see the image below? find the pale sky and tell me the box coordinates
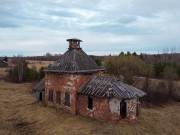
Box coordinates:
[0,0,180,56]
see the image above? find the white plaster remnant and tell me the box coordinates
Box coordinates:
[67,81,73,87]
[69,74,78,81]
[109,98,121,115]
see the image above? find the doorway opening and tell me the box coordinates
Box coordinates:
[120,99,127,119]
[39,92,42,101]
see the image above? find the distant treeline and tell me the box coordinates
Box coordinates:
[2,52,180,80]
[1,52,179,64]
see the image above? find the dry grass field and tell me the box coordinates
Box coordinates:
[26,60,54,71]
[0,68,10,79]
[0,80,179,135]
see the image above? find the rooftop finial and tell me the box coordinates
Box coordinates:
[67,38,82,49]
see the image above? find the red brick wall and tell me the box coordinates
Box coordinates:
[45,73,91,114]
[77,95,119,121]
[78,95,138,121]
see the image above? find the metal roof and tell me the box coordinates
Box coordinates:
[78,75,147,99]
[67,38,82,42]
[32,78,45,92]
[44,48,104,73]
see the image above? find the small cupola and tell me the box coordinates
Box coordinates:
[67,38,82,50]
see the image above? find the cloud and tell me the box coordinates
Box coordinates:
[0,21,19,28]
[0,0,180,56]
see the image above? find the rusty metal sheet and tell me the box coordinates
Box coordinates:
[32,78,45,92]
[78,75,147,99]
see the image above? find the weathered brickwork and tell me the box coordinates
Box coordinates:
[45,72,139,121]
[78,95,139,121]
[45,73,91,114]
[125,99,138,120]
[77,95,113,121]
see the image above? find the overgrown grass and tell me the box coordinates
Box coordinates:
[0,80,179,135]
[133,77,180,105]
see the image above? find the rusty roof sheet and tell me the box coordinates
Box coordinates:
[0,59,8,66]
[78,75,146,99]
[44,48,104,73]
[32,78,45,92]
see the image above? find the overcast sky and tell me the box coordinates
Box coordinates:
[0,0,180,56]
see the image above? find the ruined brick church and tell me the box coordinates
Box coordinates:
[33,38,146,121]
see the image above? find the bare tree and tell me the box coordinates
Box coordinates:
[17,56,24,83]
[163,66,178,99]
[143,64,154,91]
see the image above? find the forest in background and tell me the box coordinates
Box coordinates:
[1,52,180,105]
[103,52,180,105]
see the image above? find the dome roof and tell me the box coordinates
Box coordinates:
[45,39,104,73]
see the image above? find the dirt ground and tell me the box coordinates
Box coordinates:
[0,80,179,135]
